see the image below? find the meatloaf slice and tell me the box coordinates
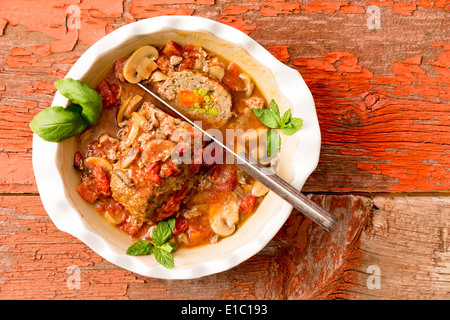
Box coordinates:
[157,69,233,123]
[109,102,201,222]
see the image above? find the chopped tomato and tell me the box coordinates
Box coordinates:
[153,185,189,221]
[73,151,83,170]
[173,214,188,234]
[156,54,170,73]
[119,218,141,237]
[188,225,210,246]
[239,193,257,215]
[113,59,125,82]
[178,57,196,71]
[161,160,180,177]
[95,198,127,224]
[95,79,118,108]
[90,165,111,197]
[222,63,245,92]
[76,178,100,203]
[143,162,161,183]
[160,40,183,56]
[210,166,237,192]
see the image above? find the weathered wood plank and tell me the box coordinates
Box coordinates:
[343,196,450,300]
[1,194,447,299]
[0,2,448,194]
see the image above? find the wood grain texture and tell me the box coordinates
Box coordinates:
[0,195,372,299]
[0,1,448,193]
[0,0,448,300]
[345,196,450,299]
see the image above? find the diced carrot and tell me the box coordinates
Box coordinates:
[177,90,204,107]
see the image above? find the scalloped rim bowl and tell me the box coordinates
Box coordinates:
[32,16,321,279]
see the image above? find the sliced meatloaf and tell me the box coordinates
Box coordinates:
[109,102,201,222]
[156,69,233,123]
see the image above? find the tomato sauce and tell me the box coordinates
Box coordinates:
[74,40,270,249]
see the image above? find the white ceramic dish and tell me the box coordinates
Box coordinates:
[32,16,321,279]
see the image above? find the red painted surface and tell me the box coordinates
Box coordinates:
[0,0,448,299]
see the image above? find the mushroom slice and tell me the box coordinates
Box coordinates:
[123,112,150,147]
[120,144,140,169]
[149,70,169,83]
[112,170,133,188]
[123,45,159,83]
[117,94,144,123]
[209,193,240,237]
[117,95,133,123]
[251,180,270,197]
[84,156,113,173]
[208,65,225,81]
[239,73,254,97]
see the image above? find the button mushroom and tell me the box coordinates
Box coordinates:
[123,45,159,83]
[117,94,144,123]
[123,112,150,147]
[83,156,113,174]
[208,65,225,81]
[251,180,270,197]
[239,73,254,97]
[209,193,240,237]
[149,70,169,83]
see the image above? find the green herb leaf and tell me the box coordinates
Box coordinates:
[29,106,87,143]
[269,99,280,115]
[266,128,281,157]
[126,240,154,256]
[252,108,280,128]
[151,218,175,247]
[281,117,303,135]
[153,247,174,269]
[160,242,177,253]
[54,78,103,126]
[280,108,291,127]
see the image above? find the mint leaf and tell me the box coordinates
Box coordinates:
[266,128,281,157]
[280,108,291,127]
[168,217,176,233]
[151,218,175,247]
[281,117,303,135]
[269,99,280,115]
[252,108,280,128]
[160,242,177,253]
[153,247,174,269]
[126,240,153,256]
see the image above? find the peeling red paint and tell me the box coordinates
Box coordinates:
[294,44,450,192]
[301,1,349,14]
[267,45,290,63]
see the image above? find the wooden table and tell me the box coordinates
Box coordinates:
[0,0,448,300]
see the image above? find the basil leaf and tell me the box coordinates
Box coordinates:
[126,240,153,256]
[153,247,174,269]
[252,108,281,129]
[151,218,175,247]
[29,106,87,143]
[54,78,103,126]
[281,117,303,135]
[266,128,281,157]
